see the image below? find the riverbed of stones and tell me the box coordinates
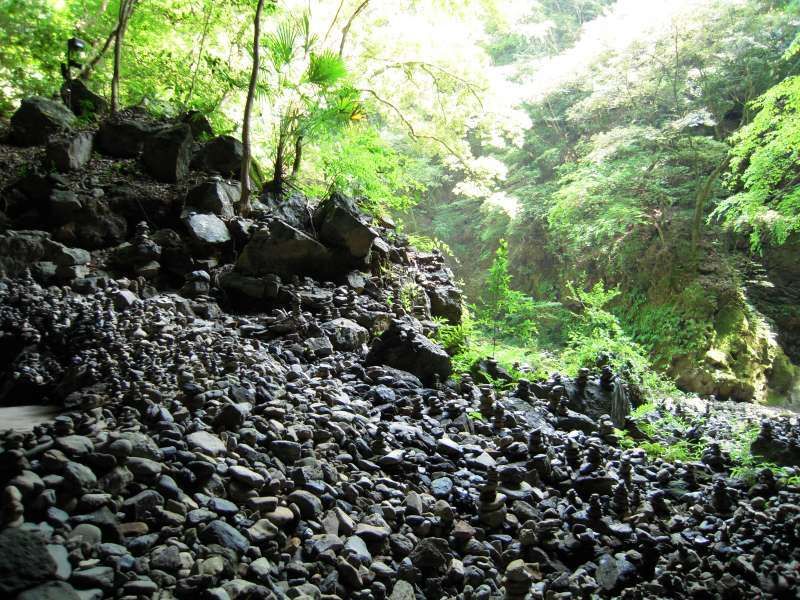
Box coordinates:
[1,97,800,600]
[2,274,800,600]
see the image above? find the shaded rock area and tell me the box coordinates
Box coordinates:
[0,100,799,600]
[10,97,76,146]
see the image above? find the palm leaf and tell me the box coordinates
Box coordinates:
[299,10,317,54]
[265,20,297,69]
[306,50,347,86]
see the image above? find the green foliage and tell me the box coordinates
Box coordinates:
[724,423,792,485]
[405,233,454,257]
[547,126,726,273]
[416,0,800,401]
[476,240,544,348]
[621,284,715,367]
[561,281,676,394]
[306,124,429,215]
[0,0,71,113]
[432,314,475,357]
[716,66,800,250]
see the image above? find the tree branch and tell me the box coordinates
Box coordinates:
[338,0,370,58]
[359,88,473,174]
[323,0,345,48]
[78,25,119,80]
[372,60,486,105]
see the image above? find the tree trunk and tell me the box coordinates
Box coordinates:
[271,125,286,197]
[240,0,266,217]
[111,0,137,114]
[291,135,303,178]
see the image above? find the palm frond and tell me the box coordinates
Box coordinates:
[306,50,347,86]
[298,10,317,54]
[265,20,297,69]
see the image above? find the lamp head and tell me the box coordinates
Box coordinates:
[68,37,87,52]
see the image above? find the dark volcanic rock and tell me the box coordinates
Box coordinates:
[185,178,240,219]
[259,192,311,229]
[365,319,452,385]
[10,97,76,146]
[180,110,214,138]
[46,132,94,172]
[60,79,108,117]
[427,285,463,324]
[219,272,281,301]
[17,581,81,600]
[314,193,377,263]
[143,124,193,183]
[200,520,249,554]
[96,118,155,158]
[191,135,243,178]
[184,212,231,249]
[236,219,333,279]
[0,528,57,595]
[321,318,369,351]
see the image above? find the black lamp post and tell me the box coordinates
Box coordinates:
[64,37,87,109]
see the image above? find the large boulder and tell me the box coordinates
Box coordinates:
[365,319,452,386]
[0,230,51,276]
[48,190,83,223]
[186,178,240,219]
[427,285,463,324]
[46,132,94,172]
[53,198,127,250]
[259,192,311,230]
[152,229,195,276]
[10,97,76,146]
[60,79,108,117]
[220,272,281,302]
[143,124,193,182]
[107,183,180,228]
[183,213,231,250]
[236,219,333,279]
[313,193,377,263]
[0,230,89,277]
[191,135,243,178]
[180,110,214,138]
[321,318,369,351]
[96,118,156,158]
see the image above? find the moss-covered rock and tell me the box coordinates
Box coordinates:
[671,286,797,402]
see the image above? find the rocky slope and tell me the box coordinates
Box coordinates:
[0,98,800,600]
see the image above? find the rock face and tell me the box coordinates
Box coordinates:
[0,230,89,279]
[183,213,231,249]
[366,319,452,385]
[143,124,193,182]
[321,318,369,351]
[10,97,76,146]
[237,219,332,279]
[427,285,463,324]
[259,192,311,229]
